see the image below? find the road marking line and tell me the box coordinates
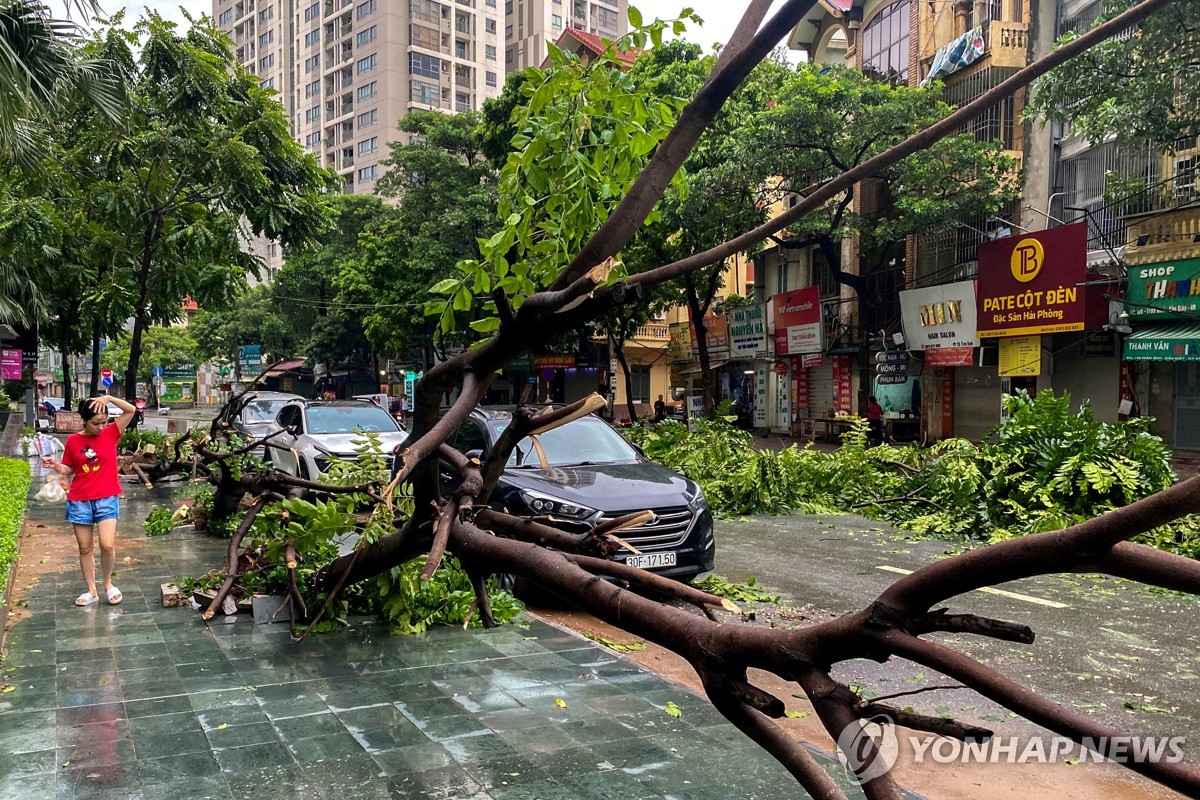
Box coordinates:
[875,566,1069,609]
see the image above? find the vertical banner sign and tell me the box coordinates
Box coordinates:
[833,355,853,413]
[754,363,768,427]
[0,349,21,380]
[792,357,810,419]
[728,305,769,359]
[977,221,1088,337]
[998,335,1042,377]
[775,365,790,423]
[941,370,954,436]
[699,312,728,356]
[771,287,823,355]
[668,322,694,363]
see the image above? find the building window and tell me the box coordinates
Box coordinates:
[455,93,469,112]
[357,137,379,156]
[356,25,377,46]
[505,24,512,37]
[551,14,562,28]
[356,0,377,20]
[357,81,378,101]
[630,365,651,404]
[304,54,321,73]
[305,106,321,122]
[411,52,441,78]
[305,79,320,97]
[861,0,910,84]
[455,39,468,58]
[218,9,233,24]
[485,44,496,60]
[356,108,378,128]
[596,6,617,28]
[486,0,496,6]
[303,2,320,21]
[485,70,497,87]
[258,53,275,71]
[259,7,272,22]
[485,18,496,33]
[260,77,275,90]
[505,0,512,11]
[356,53,377,74]
[410,79,439,105]
[305,131,322,147]
[258,29,274,47]
[358,165,378,182]
[304,29,319,47]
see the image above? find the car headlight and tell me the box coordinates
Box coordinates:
[519,490,596,520]
[687,485,707,512]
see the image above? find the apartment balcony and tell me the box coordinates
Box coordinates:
[634,323,670,343]
[1127,207,1200,264]
[922,17,1029,86]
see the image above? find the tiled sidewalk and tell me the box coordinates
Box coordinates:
[1,480,865,800]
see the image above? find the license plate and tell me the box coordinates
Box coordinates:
[625,552,677,570]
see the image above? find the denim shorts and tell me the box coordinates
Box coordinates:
[65,497,121,525]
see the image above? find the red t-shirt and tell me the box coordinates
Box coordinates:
[63,424,123,501]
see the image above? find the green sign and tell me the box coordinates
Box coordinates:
[1125,259,1200,320]
[162,365,196,379]
[159,380,196,403]
[1123,323,1200,361]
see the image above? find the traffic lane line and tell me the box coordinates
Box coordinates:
[875,565,1069,609]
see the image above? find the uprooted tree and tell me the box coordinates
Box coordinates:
[152,2,1200,797]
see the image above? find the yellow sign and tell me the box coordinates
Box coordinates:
[998,335,1042,377]
[1010,237,1044,283]
[282,377,293,392]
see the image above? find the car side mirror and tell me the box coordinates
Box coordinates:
[464,449,484,462]
[630,443,645,457]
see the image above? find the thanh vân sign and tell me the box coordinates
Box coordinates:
[976,221,1087,338]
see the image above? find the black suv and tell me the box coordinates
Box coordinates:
[411,408,715,581]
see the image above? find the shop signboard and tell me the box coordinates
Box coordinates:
[1124,258,1200,320]
[771,286,823,356]
[899,281,979,350]
[1,348,21,380]
[833,355,853,413]
[238,344,263,377]
[998,335,1042,377]
[754,363,768,426]
[668,322,694,363]
[977,221,1088,337]
[699,312,728,356]
[925,346,975,367]
[532,354,575,370]
[728,304,768,358]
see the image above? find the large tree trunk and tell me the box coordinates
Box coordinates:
[123,218,162,402]
[88,319,101,397]
[58,318,73,409]
[610,328,637,424]
[684,272,718,418]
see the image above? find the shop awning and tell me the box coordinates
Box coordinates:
[1123,323,1200,361]
[262,358,309,375]
[677,359,729,376]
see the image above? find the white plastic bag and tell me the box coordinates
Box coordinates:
[34,475,67,503]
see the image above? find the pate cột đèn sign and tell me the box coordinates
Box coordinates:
[977,222,1088,338]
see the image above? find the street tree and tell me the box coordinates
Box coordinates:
[100,324,195,391]
[188,284,298,380]
[54,12,335,402]
[273,193,388,371]
[151,2,1200,798]
[1027,0,1200,149]
[346,109,499,364]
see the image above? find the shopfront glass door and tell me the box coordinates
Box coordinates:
[1175,362,1200,451]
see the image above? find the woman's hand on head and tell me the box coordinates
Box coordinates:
[89,398,108,415]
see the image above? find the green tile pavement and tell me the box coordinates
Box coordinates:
[2,482,875,799]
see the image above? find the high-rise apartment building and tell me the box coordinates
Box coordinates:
[503,0,626,72]
[214,0,506,196]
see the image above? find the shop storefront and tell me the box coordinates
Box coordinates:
[899,280,979,440]
[769,287,823,433]
[1123,257,1200,452]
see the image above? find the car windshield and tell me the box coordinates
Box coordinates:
[492,416,639,468]
[306,405,398,434]
[242,399,291,425]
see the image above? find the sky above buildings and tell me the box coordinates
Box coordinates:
[51,0,800,60]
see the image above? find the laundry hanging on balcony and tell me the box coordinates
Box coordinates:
[921,26,987,87]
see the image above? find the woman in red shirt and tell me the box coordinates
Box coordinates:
[42,396,136,606]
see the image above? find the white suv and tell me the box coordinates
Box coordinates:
[267,399,408,479]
